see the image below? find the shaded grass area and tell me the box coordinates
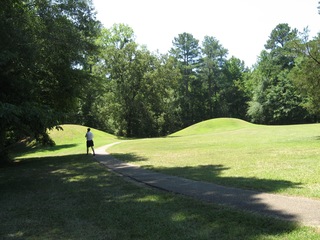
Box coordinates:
[1,154,319,239]
[108,119,320,198]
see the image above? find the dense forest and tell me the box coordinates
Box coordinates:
[1,0,320,162]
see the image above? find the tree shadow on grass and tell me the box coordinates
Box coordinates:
[103,153,312,225]
[110,153,301,194]
[111,152,148,162]
[153,164,302,193]
[11,143,79,159]
[0,154,315,240]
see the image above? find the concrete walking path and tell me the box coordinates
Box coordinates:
[94,144,320,227]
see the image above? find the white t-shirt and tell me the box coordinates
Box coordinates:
[86,131,93,141]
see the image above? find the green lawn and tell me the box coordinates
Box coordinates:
[1,122,320,239]
[108,118,320,199]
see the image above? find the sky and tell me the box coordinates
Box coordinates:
[92,0,319,67]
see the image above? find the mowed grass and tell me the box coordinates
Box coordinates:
[108,118,320,199]
[1,123,320,239]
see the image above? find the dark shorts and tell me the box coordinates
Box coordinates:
[86,140,94,148]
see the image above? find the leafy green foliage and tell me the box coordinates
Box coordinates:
[170,32,202,126]
[0,0,100,162]
[247,24,310,124]
[220,57,249,119]
[91,29,250,137]
[93,24,181,137]
[289,31,320,116]
[200,36,228,119]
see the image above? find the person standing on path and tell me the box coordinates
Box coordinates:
[85,128,95,156]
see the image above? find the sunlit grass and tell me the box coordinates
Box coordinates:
[108,118,320,198]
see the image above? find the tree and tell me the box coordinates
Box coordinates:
[200,36,228,118]
[170,32,201,126]
[0,0,100,163]
[93,24,181,137]
[221,57,249,119]
[264,23,297,69]
[247,24,309,124]
[289,30,320,116]
[287,0,320,117]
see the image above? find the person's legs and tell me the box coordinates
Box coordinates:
[86,141,89,154]
[86,140,95,155]
[91,146,95,156]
